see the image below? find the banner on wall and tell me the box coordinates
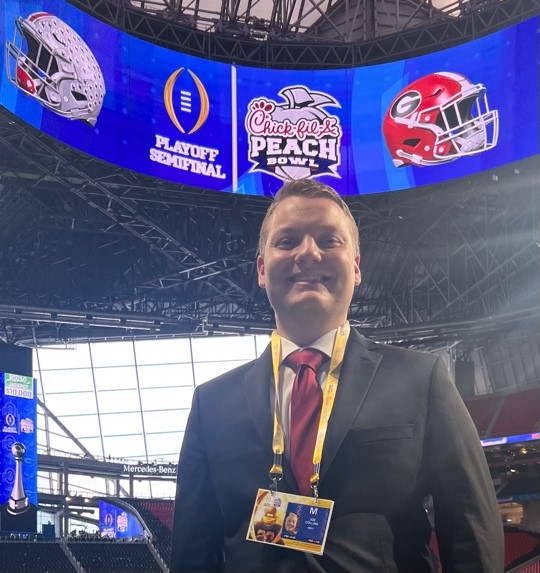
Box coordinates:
[0,1,538,196]
[0,372,38,534]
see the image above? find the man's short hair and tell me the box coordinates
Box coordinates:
[258,179,360,257]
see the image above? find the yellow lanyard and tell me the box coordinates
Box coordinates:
[269,322,350,499]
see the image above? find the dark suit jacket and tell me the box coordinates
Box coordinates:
[170,330,503,573]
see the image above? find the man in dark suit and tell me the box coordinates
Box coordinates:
[170,179,503,573]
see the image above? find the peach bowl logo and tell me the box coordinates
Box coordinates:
[117,511,128,532]
[20,418,34,433]
[245,86,342,181]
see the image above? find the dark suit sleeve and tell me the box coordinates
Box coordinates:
[170,387,224,573]
[423,356,504,573]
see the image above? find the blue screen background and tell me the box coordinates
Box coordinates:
[0,1,538,196]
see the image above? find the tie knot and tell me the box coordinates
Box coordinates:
[285,348,325,373]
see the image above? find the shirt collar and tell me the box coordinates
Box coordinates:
[280,326,342,365]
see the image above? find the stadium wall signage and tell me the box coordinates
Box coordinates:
[0,1,538,196]
[123,463,177,476]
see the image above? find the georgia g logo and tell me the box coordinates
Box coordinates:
[389,91,421,119]
[164,68,209,135]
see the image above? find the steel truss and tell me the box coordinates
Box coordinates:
[1,109,539,346]
[1,0,539,346]
[68,0,540,67]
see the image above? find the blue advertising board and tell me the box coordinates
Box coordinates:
[0,0,538,196]
[0,372,37,533]
[99,499,145,540]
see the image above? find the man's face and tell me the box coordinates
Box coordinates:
[284,513,298,533]
[257,196,361,329]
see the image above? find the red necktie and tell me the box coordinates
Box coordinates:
[285,349,325,496]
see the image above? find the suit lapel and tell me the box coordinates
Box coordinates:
[319,330,382,481]
[243,344,297,492]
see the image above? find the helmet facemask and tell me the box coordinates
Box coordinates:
[432,86,498,161]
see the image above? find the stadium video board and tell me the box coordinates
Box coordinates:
[99,500,145,540]
[0,372,38,534]
[0,1,538,196]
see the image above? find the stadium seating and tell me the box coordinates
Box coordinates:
[512,559,540,573]
[124,498,173,561]
[464,393,501,437]
[504,529,540,570]
[489,389,540,438]
[136,498,174,531]
[0,541,76,572]
[465,388,540,438]
[67,541,161,573]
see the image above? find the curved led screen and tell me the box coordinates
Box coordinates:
[0,1,538,196]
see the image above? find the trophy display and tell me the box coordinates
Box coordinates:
[8,442,30,515]
[0,441,37,532]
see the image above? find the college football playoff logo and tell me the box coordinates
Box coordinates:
[164,68,209,135]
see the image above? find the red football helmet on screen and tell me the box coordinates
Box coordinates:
[382,72,498,167]
[5,12,105,126]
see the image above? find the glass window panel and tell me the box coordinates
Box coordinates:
[79,437,104,459]
[67,475,110,497]
[56,414,101,439]
[100,412,143,436]
[143,409,189,434]
[47,432,87,458]
[37,431,47,450]
[145,432,184,459]
[117,479,131,494]
[193,360,250,386]
[255,335,271,357]
[140,387,194,411]
[40,369,95,394]
[44,391,96,416]
[36,379,44,398]
[36,344,91,370]
[38,471,60,494]
[90,341,134,367]
[149,480,176,499]
[32,336,275,483]
[47,416,72,436]
[132,480,152,498]
[102,434,145,459]
[135,338,191,365]
[68,476,104,497]
[93,366,137,391]
[137,363,194,389]
[97,389,140,414]
[191,336,257,362]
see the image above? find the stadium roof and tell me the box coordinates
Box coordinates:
[0,0,539,348]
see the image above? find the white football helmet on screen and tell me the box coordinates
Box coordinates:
[5,12,106,126]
